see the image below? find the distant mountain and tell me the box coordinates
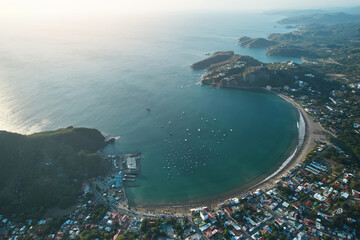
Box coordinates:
[343,5,360,15]
[278,12,360,25]
[264,6,360,17]
[264,9,326,17]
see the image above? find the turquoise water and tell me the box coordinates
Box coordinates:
[0,12,300,206]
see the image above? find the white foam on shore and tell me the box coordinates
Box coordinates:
[253,96,306,188]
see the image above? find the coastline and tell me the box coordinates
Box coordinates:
[131,92,329,214]
[249,93,327,192]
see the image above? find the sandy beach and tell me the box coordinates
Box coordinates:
[251,93,329,192]
[131,93,330,214]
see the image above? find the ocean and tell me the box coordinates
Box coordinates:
[0,11,301,206]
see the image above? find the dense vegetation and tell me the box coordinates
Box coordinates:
[0,127,111,219]
[277,12,360,25]
[238,22,360,84]
[196,51,339,91]
[191,51,234,69]
[238,37,277,48]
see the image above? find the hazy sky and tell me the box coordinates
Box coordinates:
[0,0,359,17]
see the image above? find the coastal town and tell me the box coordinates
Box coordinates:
[1,66,360,239]
[2,6,360,240]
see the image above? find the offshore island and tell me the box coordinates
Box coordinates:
[2,11,360,240]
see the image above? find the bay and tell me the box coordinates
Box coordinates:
[0,12,300,206]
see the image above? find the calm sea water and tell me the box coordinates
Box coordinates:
[0,12,300,206]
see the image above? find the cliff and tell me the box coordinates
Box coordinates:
[202,65,275,88]
[197,53,279,88]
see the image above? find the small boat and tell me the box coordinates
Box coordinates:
[146,108,151,111]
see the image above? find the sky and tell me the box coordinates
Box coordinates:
[0,0,359,18]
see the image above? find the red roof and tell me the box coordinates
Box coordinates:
[353,190,360,198]
[324,199,332,205]
[207,211,216,221]
[275,218,283,225]
[121,215,129,222]
[225,207,232,215]
[249,204,257,211]
[203,228,215,238]
[111,212,118,219]
[304,200,313,207]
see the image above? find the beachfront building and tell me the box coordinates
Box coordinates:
[126,157,137,173]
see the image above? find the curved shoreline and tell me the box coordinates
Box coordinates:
[131,92,328,213]
[251,95,306,188]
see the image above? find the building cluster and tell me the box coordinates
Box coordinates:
[280,71,360,139]
[0,200,133,239]
[191,143,359,239]
[2,62,360,239]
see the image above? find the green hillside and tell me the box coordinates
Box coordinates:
[0,127,111,219]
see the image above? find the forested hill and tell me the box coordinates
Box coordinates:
[0,127,111,219]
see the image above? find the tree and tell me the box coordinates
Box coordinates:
[223,229,230,238]
[140,218,149,233]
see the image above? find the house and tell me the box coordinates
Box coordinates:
[224,207,232,216]
[341,192,349,199]
[82,183,90,194]
[200,211,209,221]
